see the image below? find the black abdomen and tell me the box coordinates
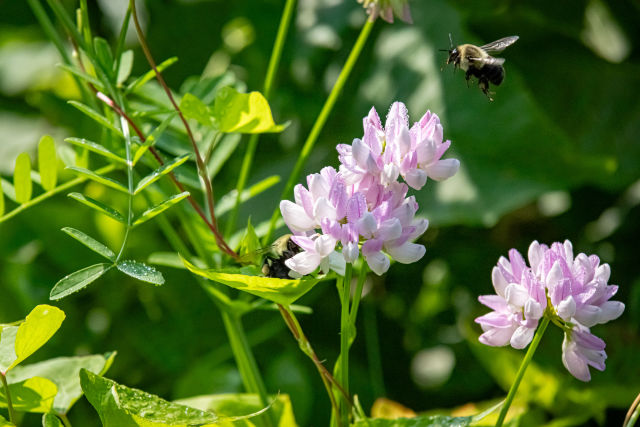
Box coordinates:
[483,64,504,85]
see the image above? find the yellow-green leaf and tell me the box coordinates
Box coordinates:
[13,152,32,204]
[42,413,64,427]
[181,256,320,305]
[0,180,4,216]
[10,305,65,371]
[50,263,114,301]
[0,413,14,426]
[0,377,57,414]
[180,93,212,126]
[211,86,286,134]
[38,135,57,191]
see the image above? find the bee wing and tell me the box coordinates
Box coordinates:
[468,56,505,66]
[480,36,519,54]
[238,245,276,264]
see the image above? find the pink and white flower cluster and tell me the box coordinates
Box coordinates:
[476,240,625,381]
[279,102,459,277]
[357,0,413,24]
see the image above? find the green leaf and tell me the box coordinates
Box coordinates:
[13,152,32,204]
[0,377,57,414]
[68,101,123,136]
[216,175,280,217]
[352,415,471,426]
[117,49,134,86]
[0,180,4,216]
[238,219,261,265]
[147,252,186,269]
[125,56,178,94]
[211,86,286,133]
[0,305,65,373]
[132,191,190,226]
[65,137,127,164]
[181,257,320,305]
[42,413,63,427]
[132,113,177,165]
[93,37,114,78]
[67,166,129,193]
[8,353,116,414]
[68,192,125,223]
[134,154,190,195]
[0,414,14,426]
[57,64,105,91]
[62,227,116,261]
[117,260,165,285]
[80,369,221,426]
[180,93,212,126]
[38,135,57,191]
[50,263,114,301]
[175,393,297,427]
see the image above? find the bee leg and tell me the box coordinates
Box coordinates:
[479,79,494,101]
[465,70,472,88]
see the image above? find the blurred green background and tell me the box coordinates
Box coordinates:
[1,0,639,425]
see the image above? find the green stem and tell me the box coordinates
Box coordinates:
[59,413,72,427]
[220,311,274,427]
[278,304,342,424]
[0,165,116,223]
[496,316,551,427]
[339,263,353,425]
[115,115,134,263]
[227,0,297,237]
[1,373,16,425]
[263,18,375,246]
[349,262,368,326]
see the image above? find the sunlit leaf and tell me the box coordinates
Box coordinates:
[180,93,212,126]
[38,135,57,191]
[132,191,189,226]
[117,260,165,285]
[0,305,65,373]
[67,192,125,223]
[352,415,471,426]
[50,264,114,301]
[211,86,286,133]
[80,369,221,426]
[42,413,63,427]
[8,353,116,414]
[0,414,13,426]
[125,56,179,94]
[175,393,297,427]
[182,256,320,305]
[68,101,122,136]
[67,167,128,193]
[62,227,115,261]
[134,154,190,195]
[117,50,134,86]
[65,137,127,164]
[13,152,32,204]
[0,377,57,414]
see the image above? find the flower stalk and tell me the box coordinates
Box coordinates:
[496,316,550,427]
[339,263,354,424]
[0,373,16,424]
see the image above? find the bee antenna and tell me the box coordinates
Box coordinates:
[448,33,454,49]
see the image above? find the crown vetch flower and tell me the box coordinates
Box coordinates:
[280,102,456,277]
[357,0,412,24]
[476,249,546,349]
[476,239,625,381]
[338,103,459,191]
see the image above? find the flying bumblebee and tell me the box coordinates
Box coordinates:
[260,234,302,279]
[444,34,519,101]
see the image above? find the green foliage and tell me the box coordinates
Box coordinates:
[67,192,126,223]
[65,137,128,165]
[62,227,116,261]
[0,377,57,413]
[132,191,190,227]
[182,257,321,306]
[134,154,190,195]
[211,87,286,133]
[50,264,114,300]
[0,305,65,374]
[38,136,57,191]
[352,416,471,427]
[41,413,63,427]
[13,153,32,205]
[116,260,165,285]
